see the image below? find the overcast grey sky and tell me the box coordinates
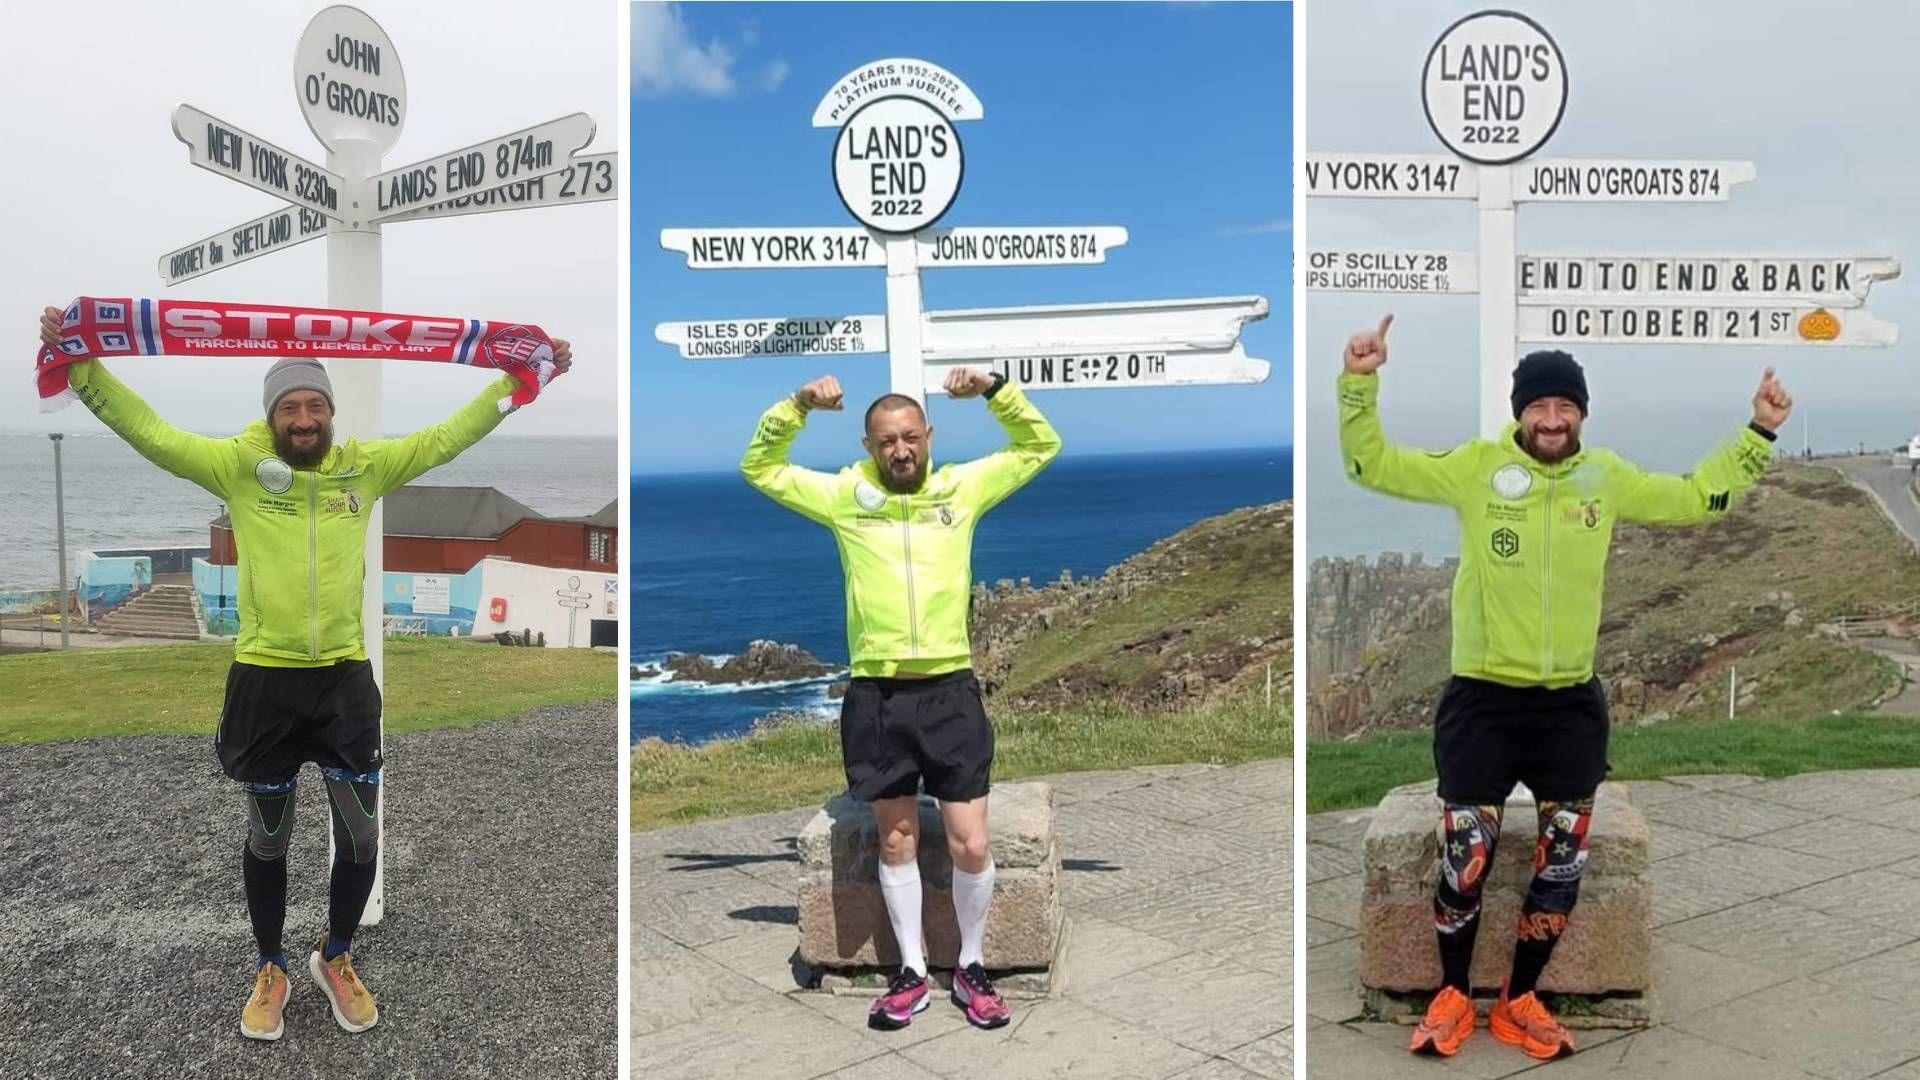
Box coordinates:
[1307,0,1920,555]
[0,0,617,438]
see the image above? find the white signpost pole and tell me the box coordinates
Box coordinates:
[1477,164,1517,439]
[884,237,928,401]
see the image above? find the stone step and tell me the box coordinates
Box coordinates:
[797,783,1062,973]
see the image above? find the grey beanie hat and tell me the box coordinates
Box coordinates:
[263,358,334,415]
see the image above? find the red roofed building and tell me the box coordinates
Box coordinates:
[210,485,617,575]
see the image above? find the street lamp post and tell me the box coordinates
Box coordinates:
[49,433,69,650]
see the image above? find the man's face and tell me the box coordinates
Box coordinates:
[271,390,334,469]
[863,404,932,494]
[1519,395,1583,464]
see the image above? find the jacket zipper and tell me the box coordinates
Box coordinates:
[1541,474,1554,680]
[308,471,320,660]
[899,496,919,657]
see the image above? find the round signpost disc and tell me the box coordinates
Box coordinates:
[832,95,964,235]
[1422,9,1567,166]
[295,4,406,155]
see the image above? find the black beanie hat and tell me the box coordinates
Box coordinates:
[1510,350,1588,418]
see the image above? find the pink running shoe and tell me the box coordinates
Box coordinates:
[868,969,930,1030]
[952,963,1011,1029]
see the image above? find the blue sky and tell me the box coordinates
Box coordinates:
[631,1,1293,474]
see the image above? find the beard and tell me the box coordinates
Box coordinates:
[1520,426,1581,464]
[876,455,927,494]
[274,421,333,469]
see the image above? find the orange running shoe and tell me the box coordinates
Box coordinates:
[1489,986,1574,1059]
[1409,985,1475,1056]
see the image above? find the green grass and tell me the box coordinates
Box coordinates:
[634,691,1291,831]
[0,637,614,744]
[1305,712,1920,813]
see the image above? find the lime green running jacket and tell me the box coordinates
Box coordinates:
[741,383,1062,678]
[70,360,516,668]
[1338,371,1775,688]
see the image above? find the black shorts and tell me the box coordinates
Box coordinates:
[839,669,993,803]
[1433,675,1609,804]
[215,660,383,785]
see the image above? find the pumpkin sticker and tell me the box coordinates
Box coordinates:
[1798,308,1841,341]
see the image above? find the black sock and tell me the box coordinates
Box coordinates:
[1435,904,1480,993]
[242,844,287,960]
[1508,924,1558,997]
[327,856,378,949]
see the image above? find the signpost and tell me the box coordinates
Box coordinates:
[160,4,616,922]
[1309,9,1899,438]
[658,59,1269,403]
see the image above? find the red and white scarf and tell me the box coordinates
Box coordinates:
[35,297,559,414]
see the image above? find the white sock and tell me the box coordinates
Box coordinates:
[877,858,926,977]
[952,858,996,969]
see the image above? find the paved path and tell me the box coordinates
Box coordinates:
[1826,455,1920,549]
[634,759,1292,1080]
[1308,770,1920,1079]
[0,701,617,1079]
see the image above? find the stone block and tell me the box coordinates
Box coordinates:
[796,784,1063,972]
[1358,780,1653,995]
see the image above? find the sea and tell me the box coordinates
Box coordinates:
[0,431,617,585]
[633,447,1293,744]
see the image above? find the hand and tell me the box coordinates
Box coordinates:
[1344,314,1393,375]
[1751,365,1793,431]
[795,375,844,411]
[550,338,572,377]
[40,306,63,347]
[943,366,995,399]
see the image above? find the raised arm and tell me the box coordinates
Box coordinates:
[39,304,238,496]
[1337,315,1472,505]
[1616,368,1788,524]
[945,368,1062,512]
[360,339,571,494]
[739,375,842,525]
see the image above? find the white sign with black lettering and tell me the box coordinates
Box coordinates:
[1517,254,1898,305]
[919,296,1270,390]
[917,227,1127,267]
[812,57,984,127]
[369,113,595,220]
[173,105,344,219]
[656,316,887,360]
[159,204,331,285]
[833,95,963,234]
[411,575,449,616]
[1303,153,1479,199]
[1423,10,1566,164]
[294,5,405,154]
[384,152,618,223]
[1517,301,1898,346]
[660,227,883,269]
[1307,249,1479,294]
[1515,159,1756,202]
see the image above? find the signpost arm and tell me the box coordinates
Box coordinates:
[884,235,927,402]
[1478,164,1516,440]
[327,137,387,926]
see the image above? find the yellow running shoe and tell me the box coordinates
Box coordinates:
[1408,985,1475,1056]
[240,962,290,1041]
[1489,985,1575,1059]
[309,942,380,1033]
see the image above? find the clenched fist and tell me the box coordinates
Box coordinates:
[795,375,844,411]
[40,305,63,347]
[942,366,995,399]
[1344,314,1394,375]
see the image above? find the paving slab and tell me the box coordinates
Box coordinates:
[1777,869,1920,938]
[900,998,1207,1080]
[1642,790,1819,840]
[1221,1027,1292,1079]
[1674,978,1920,1080]
[1084,951,1288,1057]
[1661,899,1910,980]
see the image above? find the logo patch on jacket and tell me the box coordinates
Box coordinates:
[1490,527,1521,558]
[255,457,293,495]
[1491,463,1532,501]
[854,480,887,512]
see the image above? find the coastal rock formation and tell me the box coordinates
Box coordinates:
[633,639,840,685]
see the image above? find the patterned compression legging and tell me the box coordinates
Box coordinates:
[1432,797,1594,995]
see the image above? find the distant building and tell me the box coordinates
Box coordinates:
[209,485,618,575]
